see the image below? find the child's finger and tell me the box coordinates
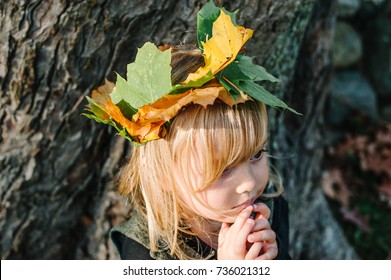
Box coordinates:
[252,202,270,219]
[234,218,255,251]
[251,217,270,232]
[245,242,263,260]
[247,229,276,243]
[229,206,256,255]
[230,205,254,232]
[218,222,230,247]
[217,207,256,259]
[255,246,278,260]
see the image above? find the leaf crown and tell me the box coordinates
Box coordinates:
[83,0,299,145]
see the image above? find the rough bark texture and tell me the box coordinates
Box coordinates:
[273,0,358,259]
[0,0,357,259]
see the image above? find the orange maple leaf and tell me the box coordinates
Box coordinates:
[91,79,115,103]
[89,79,139,139]
[104,98,134,132]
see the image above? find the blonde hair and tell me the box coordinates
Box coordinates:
[117,49,283,259]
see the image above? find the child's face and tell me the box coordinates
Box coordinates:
[178,148,269,223]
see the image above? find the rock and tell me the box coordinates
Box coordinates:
[380,105,391,122]
[332,22,363,68]
[337,0,361,18]
[363,18,391,98]
[357,0,387,19]
[386,1,391,16]
[365,0,385,6]
[329,71,378,124]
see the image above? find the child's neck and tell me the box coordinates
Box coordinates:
[190,219,221,250]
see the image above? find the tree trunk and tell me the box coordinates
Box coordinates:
[268,0,358,259]
[0,0,357,259]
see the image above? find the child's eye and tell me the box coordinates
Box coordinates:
[222,167,232,176]
[250,148,267,161]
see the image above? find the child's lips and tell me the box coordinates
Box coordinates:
[232,197,255,210]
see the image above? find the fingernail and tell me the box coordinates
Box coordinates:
[248,234,254,242]
[253,204,258,209]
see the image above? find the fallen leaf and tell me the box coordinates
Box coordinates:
[340,207,371,233]
[322,169,352,207]
[376,124,391,144]
[361,146,391,177]
[378,182,391,199]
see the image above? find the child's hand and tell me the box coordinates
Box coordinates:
[247,202,278,260]
[217,205,263,260]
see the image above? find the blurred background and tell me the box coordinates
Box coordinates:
[0,0,390,259]
[324,0,391,259]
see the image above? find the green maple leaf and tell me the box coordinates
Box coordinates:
[236,55,279,83]
[84,96,110,122]
[112,42,172,108]
[83,97,134,141]
[239,81,300,114]
[218,56,301,115]
[169,70,214,94]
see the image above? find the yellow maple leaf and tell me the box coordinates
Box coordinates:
[183,10,253,84]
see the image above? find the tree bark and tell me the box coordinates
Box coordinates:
[271,0,358,259]
[0,0,357,259]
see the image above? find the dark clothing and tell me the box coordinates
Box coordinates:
[111,196,291,260]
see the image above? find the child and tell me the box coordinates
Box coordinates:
[84,1,295,260]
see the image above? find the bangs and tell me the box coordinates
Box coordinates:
[168,101,268,190]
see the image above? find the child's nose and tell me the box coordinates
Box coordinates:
[235,162,256,194]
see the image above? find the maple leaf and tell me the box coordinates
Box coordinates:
[220,55,302,114]
[104,99,134,132]
[129,118,167,144]
[170,70,214,94]
[196,0,238,52]
[322,169,352,207]
[83,79,136,142]
[112,42,172,108]
[84,2,298,144]
[91,79,115,104]
[130,82,246,143]
[235,55,280,83]
[183,9,253,84]
[340,207,371,233]
[84,79,115,122]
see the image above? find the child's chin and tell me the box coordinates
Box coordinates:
[207,210,240,224]
[219,215,237,224]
